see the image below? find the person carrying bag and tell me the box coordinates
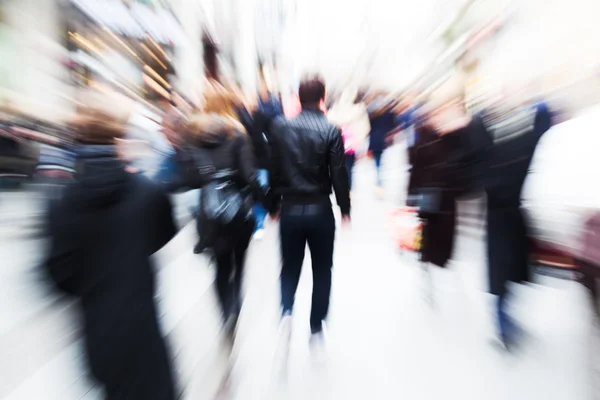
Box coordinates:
[190,137,255,248]
[180,110,269,339]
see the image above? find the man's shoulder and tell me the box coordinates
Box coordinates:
[319,117,342,137]
[291,112,339,131]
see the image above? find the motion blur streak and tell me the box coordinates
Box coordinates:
[1,0,600,399]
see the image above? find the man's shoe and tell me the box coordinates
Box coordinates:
[224,312,240,344]
[310,321,326,346]
[501,321,529,353]
[310,330,324,346]
[310,324,328,364]
[279,311,292,341]
[275,312,293,366]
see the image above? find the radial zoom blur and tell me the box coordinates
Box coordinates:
[1,0,600,399]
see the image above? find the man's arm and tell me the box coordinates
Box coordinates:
[329,127,351,217]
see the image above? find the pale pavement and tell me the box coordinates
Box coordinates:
[0,143,597,399]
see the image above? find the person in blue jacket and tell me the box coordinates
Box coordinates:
[250,88,282,239]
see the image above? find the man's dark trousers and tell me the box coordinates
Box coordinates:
[279,204,336,333]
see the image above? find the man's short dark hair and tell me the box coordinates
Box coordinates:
[298,77,325,105]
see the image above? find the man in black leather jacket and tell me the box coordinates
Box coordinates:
[268,77,351,340]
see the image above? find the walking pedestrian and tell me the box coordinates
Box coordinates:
[407,96,476,307]
[44,105,178,400]
[481,101,552,351]
[191,85,243,254]
[367,96,397,196]
[408,119,462,271]
[250,84,283,240]
[181,93,269,338]
[268,77,351,344]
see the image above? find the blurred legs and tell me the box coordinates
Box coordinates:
[279,213,306,314]
[373,151,383,187]
[306,211,335,334]
[253,169,269,236]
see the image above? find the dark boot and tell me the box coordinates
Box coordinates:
[194,240,207,254]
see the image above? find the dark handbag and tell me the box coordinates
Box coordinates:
[201,170,250,225]
[196,138,253,226]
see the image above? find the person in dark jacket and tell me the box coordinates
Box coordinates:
[408,122,464,269]
[44,108,178,400]
[367,99,397,194]
[248,89,283,239]
[182,109,268,338]
[190,86,244,254]
[481,102,552,350]
[268,77,350,342]
[407,116,438,166]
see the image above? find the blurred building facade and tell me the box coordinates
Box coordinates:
[0,0,72,122]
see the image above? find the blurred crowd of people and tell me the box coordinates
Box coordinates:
[32,75,349,399]
[2,0,600,397]
[3,62,600,398]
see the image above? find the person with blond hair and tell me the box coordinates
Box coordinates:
[180,103,268,338]
[188,87,249,254]
[44,104,178,399]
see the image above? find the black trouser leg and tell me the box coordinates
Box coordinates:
[231,221,253,314]
[194,215,208,254]
[215,250,235,321]
[373,151,383,186]
[280,213,306,314]
[496,291,511,343]
[196,214,202,237]
[306,209,336,333]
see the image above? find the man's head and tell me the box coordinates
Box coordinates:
[298,77,326,108]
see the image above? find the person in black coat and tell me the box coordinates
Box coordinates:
[481,102,552,350]
[367,100,397,190]
[408,111,489,309]
[44,110,177,400]
[408,121,467,269]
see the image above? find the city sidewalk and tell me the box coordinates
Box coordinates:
[196,155,594,400]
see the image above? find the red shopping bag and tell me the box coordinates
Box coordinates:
[391,207,422,252]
